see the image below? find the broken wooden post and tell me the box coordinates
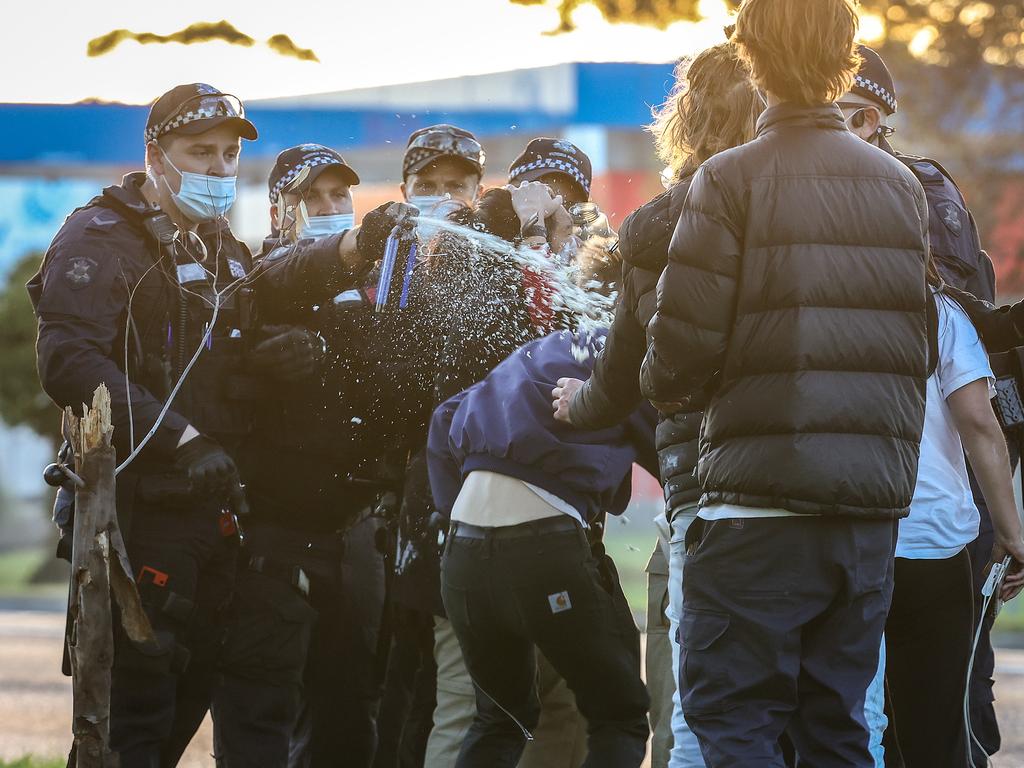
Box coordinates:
[65,384,154,767]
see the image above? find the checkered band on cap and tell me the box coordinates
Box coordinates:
[403,147,439,174]
[854,74,897,114]
[145,101,238,143]
[270,153,343,203]
[509,158,591,194]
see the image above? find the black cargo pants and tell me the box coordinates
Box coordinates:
[214,512,386,768]
[108,498,239,768]
[679,516,896,768]
[441,517,650,768]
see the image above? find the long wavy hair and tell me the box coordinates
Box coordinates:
[732,0,862,106]
[649,43,762,184]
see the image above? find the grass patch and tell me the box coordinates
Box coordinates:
[0,547,48,589]
[0,546,65,600]
[995,596,1024,634]
[603,526,656,622]
[0,757,65,768]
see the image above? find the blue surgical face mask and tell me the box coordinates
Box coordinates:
[301,212,355,240]
[158,147,237,222]
[408,195,460,241]
[407,195,447,215]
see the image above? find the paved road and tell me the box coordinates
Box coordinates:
[2,609,1022,766]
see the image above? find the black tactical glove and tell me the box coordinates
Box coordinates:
[356,201,419,259]
[250,325,324,383]
[174,434,245,509]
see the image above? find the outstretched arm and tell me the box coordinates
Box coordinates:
[641,165,742,404]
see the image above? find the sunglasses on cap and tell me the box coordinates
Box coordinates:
[148,92,247,142]
[407,126,485,167]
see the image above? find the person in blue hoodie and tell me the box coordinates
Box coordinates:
[426,312,658,768]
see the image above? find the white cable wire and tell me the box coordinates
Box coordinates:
[964,558,1008,768]
[115,205,318,475]
[117,214,320,474]
[115,291,222,475]
[115,214,238,475]
[113,165,262,473]
[121,257,165,454]
[965,589,995,768]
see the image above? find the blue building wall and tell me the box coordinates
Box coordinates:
[1,63,678,167]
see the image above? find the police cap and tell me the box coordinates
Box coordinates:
[508,137,592,199]
[851,46,898,116]
[145,83,258,143]
[269,144,360,204]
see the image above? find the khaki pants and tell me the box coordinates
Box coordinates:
[646,529,674,768]
[424,616,587,768]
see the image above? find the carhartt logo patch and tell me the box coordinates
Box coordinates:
[548,591,572,614]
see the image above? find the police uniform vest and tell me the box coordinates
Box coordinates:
[90,174,262,456]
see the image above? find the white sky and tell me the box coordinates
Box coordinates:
[4,0,741,104]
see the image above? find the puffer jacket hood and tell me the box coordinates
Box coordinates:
[642,103,930,519]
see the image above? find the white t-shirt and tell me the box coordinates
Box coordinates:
[699,504,801,520]
[450,471,584,527]
[897,293,993,560]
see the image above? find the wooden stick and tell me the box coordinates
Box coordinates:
[65,384,153,767]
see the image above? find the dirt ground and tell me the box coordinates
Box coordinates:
[0,610,215,767]
[1,609,1022,767]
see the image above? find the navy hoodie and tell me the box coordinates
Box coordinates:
[427,329,659,524]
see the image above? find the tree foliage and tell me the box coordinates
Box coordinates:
[0,253,61,448]
[512,0,1024,69]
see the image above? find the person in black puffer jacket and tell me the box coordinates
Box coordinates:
[555,41,762,768]
[637,1,929,764]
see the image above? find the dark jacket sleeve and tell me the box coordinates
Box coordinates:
[945,285,1024,354]
[426,390,469,518]
[641,164,742,403]
[31,237,188,461]
[626,403,660,479]
[569,272,649,429]
[254,232,364,323]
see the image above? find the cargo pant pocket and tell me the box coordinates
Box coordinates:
[679,607,734,716]
[221,572,317,687]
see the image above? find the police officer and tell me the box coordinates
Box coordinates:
[507,137,618,255]
[216,144,410,768]
[28,83,261,767]
[373,124,488,768]
[401,123,485,210]
[840,47,1008,764]
[839,46,995,301]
